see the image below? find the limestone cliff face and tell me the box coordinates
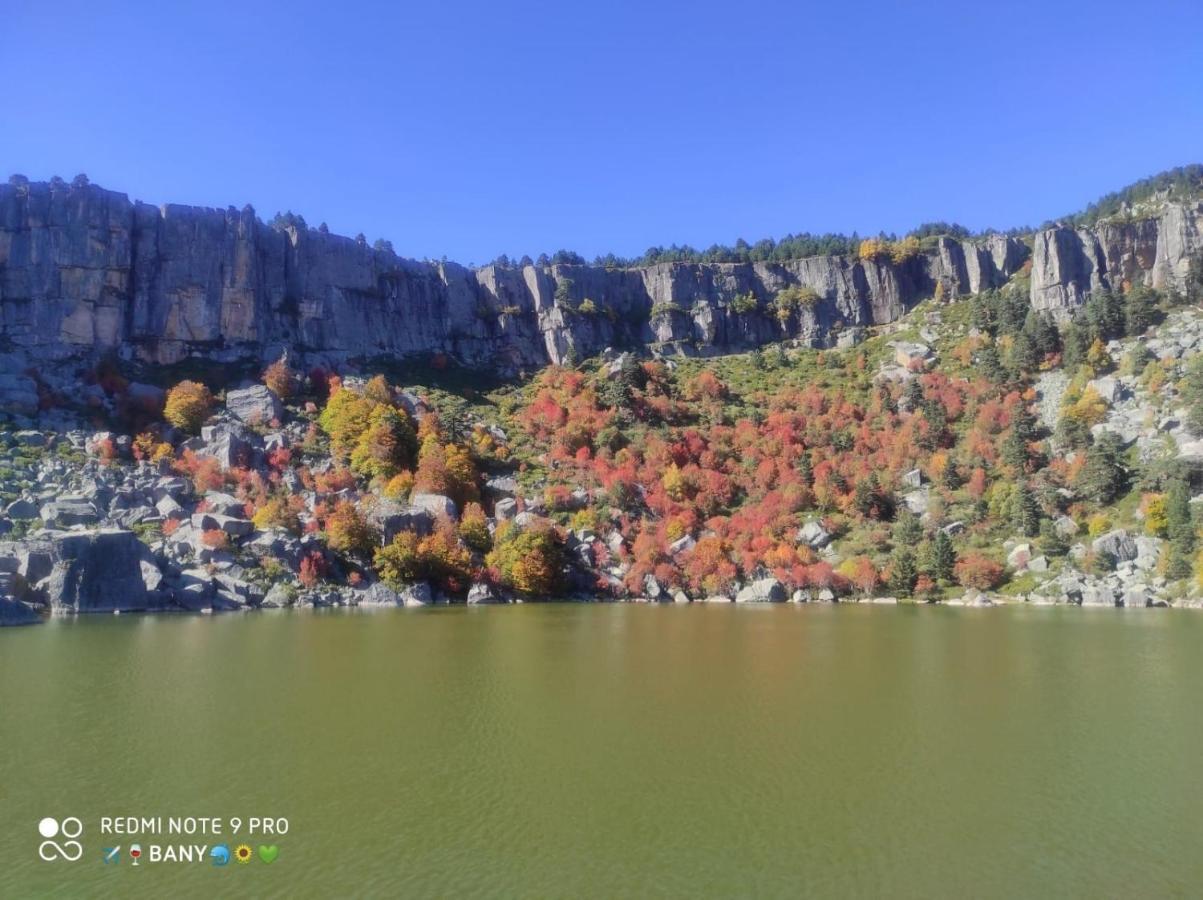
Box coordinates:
[1030,202,1203,314]
[0,179,1029,372]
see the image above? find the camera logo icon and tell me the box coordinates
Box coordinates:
[37,817,84,862]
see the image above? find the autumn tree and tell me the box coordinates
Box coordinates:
[263,358,298,400]
[954,553,1005,590]
[164,380,214,433]
[459,502,492,553]
[325,500,377,556]
[486,522,566,596]
[414,435,479,507]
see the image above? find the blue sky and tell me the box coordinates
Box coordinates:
[3,0,1201,263]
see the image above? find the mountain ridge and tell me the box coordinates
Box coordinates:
[0,172,1201,379]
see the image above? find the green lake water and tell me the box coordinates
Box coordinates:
[2,604,1202,898]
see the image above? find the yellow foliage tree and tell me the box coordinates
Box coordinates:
[1062,386,1109,426]
[325,501,377,556]
[163,381,214,434]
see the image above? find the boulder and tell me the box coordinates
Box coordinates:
[409,493,458,520]
[484,475,519,497]
[226,384,283,425]
[902,488,930,517]
[400,582,433,607]
[1054,515,1079,538]
[353,582,403,606]
[1092,530,1138,563]
[30,529,162,612]
[735,578,786,603]
[366,500,433,543]
[39,497,100,527]
[494,497,518,521]
[5,497,39,519]
[195,422,259,470]
[467,582,502,604]
[1007,543,1032,570]
[797,521,833,549]
[668,534,696,555]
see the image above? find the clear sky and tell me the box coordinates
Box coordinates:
[3,0,1201,264]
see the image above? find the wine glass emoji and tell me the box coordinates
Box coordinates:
[130,844,142,866]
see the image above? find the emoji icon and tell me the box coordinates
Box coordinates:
[103,846,121,865]
[258,845,279,864]
[129,844,142,867]
[233,844,253,865]
[210,844,230,867]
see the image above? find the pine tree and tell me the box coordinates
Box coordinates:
[893,509,923,547]
[1123,286,1156,336]
[1074,432,1127,504]
[977,344,1005,383]
[797,451,813,487]
[1011,481,1041,537]
[931,530,957,582]
[889,547,918,596]
[1164,479,1195,579]
[1039,519,1068,557]
[1182,356,1203,434]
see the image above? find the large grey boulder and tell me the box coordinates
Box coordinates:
[1092,530,1138,563]
[29,529,163,612]
[194,423,260,470]
[226,384,283,425]
[40,497,100,527]
[735,578,786,603]
[352,582,403,606]
[493,497,518,521]
[467,581,502,604]
[797,521,833,549]
[5,497,39,519]
[366,499,433,543]
[409,493,458,520]
[399,583,433,606]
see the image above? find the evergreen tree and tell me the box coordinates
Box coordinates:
[1023,310,1060,358]
[1039,519,1068,557]
[1002,405,1037,472]
[893,509,923,547]
[1181,356,1203,435]
[1074,432,1128,504]
[1123,286,1156,336]
[1164,479,1195,580]
[1009,331,1039,377]
[1011,481,1041,537]
[889,547,918,596]
[931,530,957,582]
[977,344,1005,383]
[1060,321,1092,369]
[797,451,813,487]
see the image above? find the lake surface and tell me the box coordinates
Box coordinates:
[2,604,1202,898]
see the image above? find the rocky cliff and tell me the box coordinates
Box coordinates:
[1030,201,1203,314]
[1,178,1031,374]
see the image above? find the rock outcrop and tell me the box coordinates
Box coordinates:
[0,178,1027,373]
[1031,201,1203,314]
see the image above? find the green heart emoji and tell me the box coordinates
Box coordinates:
[258,845,279,864]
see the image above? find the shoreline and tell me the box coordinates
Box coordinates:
[5,591,1197,629]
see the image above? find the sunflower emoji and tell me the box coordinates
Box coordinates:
[234,844,253,865]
